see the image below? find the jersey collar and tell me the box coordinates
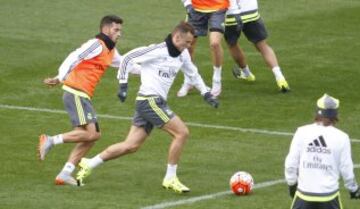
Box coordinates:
[96,33,115,50]
[165,34,181,57]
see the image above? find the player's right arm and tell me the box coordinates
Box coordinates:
[117,44,162,84]
[116,44,163,102]
[44,39,102,87]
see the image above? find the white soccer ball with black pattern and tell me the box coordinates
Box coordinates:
[230,171,254,195]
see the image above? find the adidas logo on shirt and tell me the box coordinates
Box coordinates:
[306,135,331,154]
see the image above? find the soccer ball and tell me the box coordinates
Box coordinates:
[230,171,254,195]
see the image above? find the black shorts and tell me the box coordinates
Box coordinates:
[224,17,268,45]
[224,14,242,46]
[224,24,241,46]
[242,18,268,43]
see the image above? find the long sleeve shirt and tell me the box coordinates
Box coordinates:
[226,0,241,15]
[117,39,209,101]
[285,123,358,195]
[239,0,258,13]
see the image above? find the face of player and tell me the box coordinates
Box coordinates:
[173,32,194,52]
[103,22,122,43]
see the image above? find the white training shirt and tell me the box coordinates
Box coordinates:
[56,38,122,82]
[240,0,259,13]
[285,123,359,194]
[117,42,209,100]
[227,0,241,15]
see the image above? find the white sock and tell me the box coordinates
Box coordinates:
[53,134,64,145]
[164,164,177,180]
[272,66,285,81]
[88,155,104,169]
[61,162,75,175]
[212,66,222,83]
[241,65,251,77]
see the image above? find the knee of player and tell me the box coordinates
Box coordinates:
[124,143,141,153]
[226,42,237,48]
[88,131,101,142]
[255,40,269,50]
[209,41,222,51]
[178,127,190,140]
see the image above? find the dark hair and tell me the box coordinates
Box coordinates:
[172,21,195,36]
[314,115,338,126]
[100,15,123,30]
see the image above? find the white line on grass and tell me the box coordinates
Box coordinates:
[142,164,360,209]
[1,104,360,143]
[1,104,359,207]
[141,179,286,209]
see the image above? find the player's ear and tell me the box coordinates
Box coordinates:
[172,32,181,45]
[173,32,180,41]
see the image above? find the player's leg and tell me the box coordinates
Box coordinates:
[208,10,226,97]
[161,116,190,193]
[177,10,208,97]
[224,18,255,82]
[100,126,148,161]
[76,125,148,185]
[55,123,100,185]
[38,92,100,161]
[55,124,100,186]
[228,44,255,81]
[244,19,290,92]
[177,37,198,97]
[255,39,278,69]
[254,39,289,92]
[188,36,197,60]
[132,96,189,193]
[76,96,158,184]
[162,116,189,165]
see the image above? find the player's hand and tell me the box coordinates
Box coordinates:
[203,92,219,108]
[350,187,360,199]
[288,183,297,198]
[117,83,128,103]
[43,77,60,87]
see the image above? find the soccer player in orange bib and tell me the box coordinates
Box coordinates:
[38,15,125,186]
[177,0,229,97]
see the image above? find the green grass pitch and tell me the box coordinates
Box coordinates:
[0,0,360,208]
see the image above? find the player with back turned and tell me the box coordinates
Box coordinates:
[285,94,360,209]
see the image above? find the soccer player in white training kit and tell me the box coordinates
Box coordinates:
[285,94,360,209]
[76,22,219,193]
[224,0,290,92]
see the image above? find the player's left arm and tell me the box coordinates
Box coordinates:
[339,135,359,198]
[180,50,208,94]
[110,49,121,68]
[116,45,162,102]
[181,50,219,108]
